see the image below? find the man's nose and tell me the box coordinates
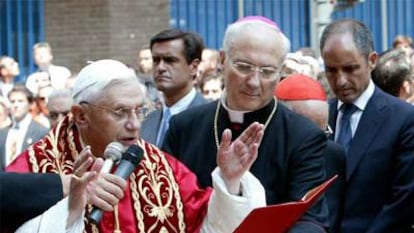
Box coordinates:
[246,71,261,87]
[156,60,167,71]
[336,71,348,87]
[125,113,141,131]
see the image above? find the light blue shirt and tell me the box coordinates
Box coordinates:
[155,88,197,145]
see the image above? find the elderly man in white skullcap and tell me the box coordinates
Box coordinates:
[7,59,267,233]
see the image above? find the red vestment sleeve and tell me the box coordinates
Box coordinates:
[6,150,31,172]
[163,152,213,233]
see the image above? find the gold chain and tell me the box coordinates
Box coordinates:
[214,97,278,150]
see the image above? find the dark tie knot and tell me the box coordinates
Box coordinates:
[342,103,358,119]
[13,123,20,129]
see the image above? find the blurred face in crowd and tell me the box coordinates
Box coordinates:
[395,41,413,57]
[34,47,53,69]
[138,48,153,74]
[0,101,10,125]
[152,39,198,100]
[202,78,223,101]
[47,95,73,128]
[0,57,20,78]
[322,32,377,103]
[75,79,145,155]
[222,26,285,111]
[9,91,30,121]
[198,49,219,75]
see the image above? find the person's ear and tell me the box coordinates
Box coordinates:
[400,80,412,99]
[189,58,200,77]
[219,50,226,66]
[71,104,87,126]
[368,52,378,70]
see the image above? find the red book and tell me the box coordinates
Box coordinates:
[233,175,338,233]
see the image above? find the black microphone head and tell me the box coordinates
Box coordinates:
[122,144,144,166]
[104,142,123,161]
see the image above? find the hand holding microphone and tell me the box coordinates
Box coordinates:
[100,142,124,173]
[88,144,144,224]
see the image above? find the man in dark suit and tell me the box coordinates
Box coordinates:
[0,173,62,232]
[163,16,330,233]
[141,29,207,147]
[0,84,49,171]
[1,148,126,233]
[275,73,346,233]
[320,19,414,233]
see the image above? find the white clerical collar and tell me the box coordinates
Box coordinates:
[163,87,196,116]
[220,92,249,124]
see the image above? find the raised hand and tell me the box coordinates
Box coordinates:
[217,122,264,194]
[67,146,98,226]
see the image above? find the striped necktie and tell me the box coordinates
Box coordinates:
[336,103,358,154]
[156,108,171,147]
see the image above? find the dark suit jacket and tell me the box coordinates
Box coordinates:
[324,140,346,233]
[141,91,207,145]
[329,87,414,233]
[0,120,49,171]
[0,172,63,232]
[163,100,330,233]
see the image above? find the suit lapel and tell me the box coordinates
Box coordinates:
[0,128,10,170]
[328,99,338,141]
[189,91,206,107]
[22,120,36,150]
[149,110,163,143]
[346,89,388,180]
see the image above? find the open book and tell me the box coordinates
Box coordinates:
[233,175,338,233]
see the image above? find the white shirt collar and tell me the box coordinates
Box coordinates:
[14,114,32,130]
[337,79,375,111]
[163,88,197,116]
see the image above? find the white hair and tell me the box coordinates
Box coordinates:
[222,19,291,58]
[72,59,137,104]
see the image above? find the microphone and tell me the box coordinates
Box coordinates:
[88,144,144,225]
[100,142,124,174]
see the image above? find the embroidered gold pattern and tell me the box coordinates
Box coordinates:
[128,140,185,233]
[28,116,76,175]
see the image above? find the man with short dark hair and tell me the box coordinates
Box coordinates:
[0,84,49,170]
[141,29,207,146]
[320,19,414,233]
[372,48,413,101]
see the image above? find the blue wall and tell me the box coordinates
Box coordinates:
[0,0,44,83]
[170,0,310,52]
[170,0,413,53]
[332,0,414,52]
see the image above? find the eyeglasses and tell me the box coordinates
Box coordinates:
[80,101,148,121]
[231,61,279,79]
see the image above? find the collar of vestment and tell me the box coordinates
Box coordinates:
[216,97,277,140]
